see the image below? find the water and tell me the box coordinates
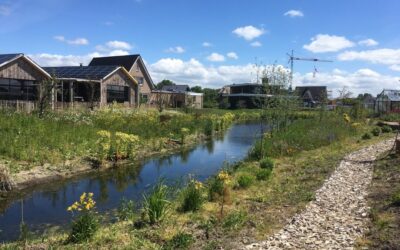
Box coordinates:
[0,122,264,242]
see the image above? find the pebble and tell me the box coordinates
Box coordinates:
[244,139,394,250]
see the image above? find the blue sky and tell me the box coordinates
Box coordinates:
[1,0,400,96]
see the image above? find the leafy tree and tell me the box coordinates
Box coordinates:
[190,86,202,93]
[203,88,219,108]
[156,79,175,90]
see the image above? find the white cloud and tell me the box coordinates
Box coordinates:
[303,34,355,53]
[106,40,132,50]
[207,53,225,62]
[294,68,398,96]
[284,10,304,18]
[0,4,11,16]
[227,52,238,60]
[54,36,89,45]
[389,65,400,72]
[29,50,130,67]
[232,25,265,41]
[338,48,400,65]
[202,42,212,47]
[250,41,262,47]
[358,39,379,47]
[165,46,185,54]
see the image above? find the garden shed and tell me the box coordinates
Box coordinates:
[375,89,400,113]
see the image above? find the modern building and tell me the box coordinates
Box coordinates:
[89,55,155,104]
[43,65,138,108]
[219,83,271,109]
[375,89,400,113]
[0,53,51,102]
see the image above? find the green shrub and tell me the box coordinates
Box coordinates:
[371,127,381,136]
[362,132,372,140]
[207,176,224,201]
[143,181,171,224]
[381,125,393,133]
[260,157,274,169]
[163,232,194,250]
[117,198,136,221]
[222,210,247,230]
[256,168,272,181]
[180,180,204,212]
[204,119,214,136]
[237,174,254,189]
[69,212,99,243]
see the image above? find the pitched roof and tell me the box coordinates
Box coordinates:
[43,65,120,80]
[161,84,190,93]
[380,89,400,101]
[88,55,140,71]
[0,53,22,66]
[295,86,327,101]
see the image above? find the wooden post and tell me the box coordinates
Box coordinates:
[70,81,74,109]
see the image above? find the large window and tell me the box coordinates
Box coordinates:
[107,85,129,103]
[0,78,37,101]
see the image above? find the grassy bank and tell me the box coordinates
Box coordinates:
[0,108,260,174]
[356,151,400,249]
[2,112,394,249]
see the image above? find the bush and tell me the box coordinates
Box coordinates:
[222,210,247,230]
[67,192,99,243]
[260,157,274,169]
[256,168,272,181]
[117,198,136,221]
[143,181,171,224]
[163,232,194,250]
[381,125,393,133]
[371,127,381,136]
[362,132,372,140]
[180,180,204,212]
[237,174,254,189]
[207,176,224,201]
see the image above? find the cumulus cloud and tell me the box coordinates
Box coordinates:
[165,46,185,54]
[106,40,132,50]
[250,41,262,47]
[207,53,225,62]
[338,48,400,65]
[294,68,398,96]
[29,50,130,67]
[54,36,89,45]
[284,10,304,17]
[233,25,265,41]
[227,52,238,60]
[389,65,400,72]
[202,42,212,47]
[303,34,355,53]
[358,39,379,47]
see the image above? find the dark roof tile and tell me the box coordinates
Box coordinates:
[0,53,22,65]
[88,55,140,71]
[43,65,119,80]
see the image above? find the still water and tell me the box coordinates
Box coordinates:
[0,122,263,242]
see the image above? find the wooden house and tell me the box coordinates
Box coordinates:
[89,55,155,104]
[150,84,203,109]
[43,65,138,108]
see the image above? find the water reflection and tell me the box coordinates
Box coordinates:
[0,122,264,242]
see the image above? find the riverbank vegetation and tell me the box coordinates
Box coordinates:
[2,108,395,249]
[0,107,262,175]
[356,151,400,249]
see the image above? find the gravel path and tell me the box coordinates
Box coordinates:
[245,139,394,250]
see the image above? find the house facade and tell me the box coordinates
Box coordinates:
[0,54,51,101]
[375,89,400,113]
[44,65,138,108]
[150,84,203,109]
[295,86,327,107]
[89,55,155,104]
[219,83,271,109]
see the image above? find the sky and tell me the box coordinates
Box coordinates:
[1,0,400,97]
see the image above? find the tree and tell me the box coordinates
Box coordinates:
[37,77,58,118]
[156,79,175,90]
[338,86,353,100]
[153,91,170,112]
[190,86,202,93]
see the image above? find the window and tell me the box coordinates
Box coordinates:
[107,85,129,103]
[0,78,37,101]
[140,93,148,103]
[135,77,144,86]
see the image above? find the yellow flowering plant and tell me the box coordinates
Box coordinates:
[67,192,96,213]
[343,113,351,123]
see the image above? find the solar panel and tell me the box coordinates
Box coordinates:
[0,54,22,65]
[43,65,118,80]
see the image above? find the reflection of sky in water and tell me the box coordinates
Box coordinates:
[0,122,263,242]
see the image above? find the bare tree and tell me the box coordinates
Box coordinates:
[338,86,353,100]
[37,77,58,118]
[154,91,170,112]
